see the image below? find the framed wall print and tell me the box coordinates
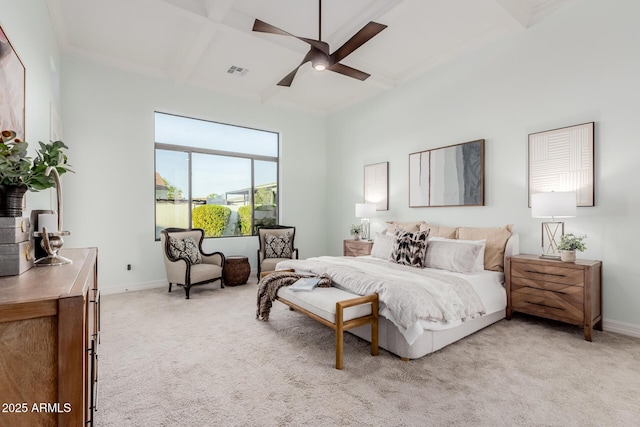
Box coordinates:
[0,24,26,139]
[364,162,388,211]
[409,139,484,207]
[528,122,594,207]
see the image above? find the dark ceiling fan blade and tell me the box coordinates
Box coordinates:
[277,50,314,87]
[252,19,292,36]
[253,19,329,54]
[330,22,387,64]
[327,62,371,81]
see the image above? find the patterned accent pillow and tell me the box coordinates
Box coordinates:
[390,229,429,267]
[265,233,292,259]
[168,236,202,265]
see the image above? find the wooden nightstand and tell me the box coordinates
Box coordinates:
[505,254,602,341]
[343,239,374,257]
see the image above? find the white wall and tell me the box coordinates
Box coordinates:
[60,56,327,293]
[326,0,640,329]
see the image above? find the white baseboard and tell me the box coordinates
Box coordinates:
[102,268,259,296]
[603,319,640,338]
[100,280,166,296]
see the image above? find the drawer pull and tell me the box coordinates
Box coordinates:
[525,300,564,311]
[524,269,566,278]
[523,285,566,295]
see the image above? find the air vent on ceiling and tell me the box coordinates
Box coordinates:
[227,66,249,77]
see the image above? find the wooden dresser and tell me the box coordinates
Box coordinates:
[505,254,602,341]
[343,239,374,257]
[0,248,99,426]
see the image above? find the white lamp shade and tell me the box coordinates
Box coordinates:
[355,203,376,218]
[531,192,577,218]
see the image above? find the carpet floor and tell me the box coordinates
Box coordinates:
[94,278,640,427]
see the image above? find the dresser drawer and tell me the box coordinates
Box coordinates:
[511,286,583,324]
[511,261,584,286]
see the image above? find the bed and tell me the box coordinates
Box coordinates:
[276,222,519,360]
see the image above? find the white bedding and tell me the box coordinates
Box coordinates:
[277,256,506,345]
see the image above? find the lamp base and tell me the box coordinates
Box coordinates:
[540,221,564,259]
[539,254,561,260]
[34,254,72,266]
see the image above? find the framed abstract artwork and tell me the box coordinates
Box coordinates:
[528,122,594,207]
[409,139,484,207]
[364,162,388,211]
[0,24,26,139]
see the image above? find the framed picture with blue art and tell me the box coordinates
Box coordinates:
[409,139,484,207]
[0,24,25,139]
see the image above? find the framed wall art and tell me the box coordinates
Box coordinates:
[528,122,594,207]
[0,24,26,139]
[409,139,484,207]
[364,161,388,211]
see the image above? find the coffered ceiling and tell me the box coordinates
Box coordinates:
[47,0,575,115]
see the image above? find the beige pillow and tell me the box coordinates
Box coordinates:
[385,221,426,234]
[419,223,457,239]
[456,225,513,272]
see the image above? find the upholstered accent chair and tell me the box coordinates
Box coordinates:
[160,228,225,299]
[256,225,298,279]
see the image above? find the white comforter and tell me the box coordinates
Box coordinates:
[277,256,486,344]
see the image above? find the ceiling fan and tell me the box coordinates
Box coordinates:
[252,0,387,87]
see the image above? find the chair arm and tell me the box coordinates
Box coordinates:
[201,251,224,267]
[292,248,299,259]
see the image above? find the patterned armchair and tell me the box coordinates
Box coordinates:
[256,225,298,279]
[160,228,225,299]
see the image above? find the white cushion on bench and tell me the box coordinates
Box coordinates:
[278,287,372,324]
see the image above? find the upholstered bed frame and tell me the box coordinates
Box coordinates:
[344,233,520,360]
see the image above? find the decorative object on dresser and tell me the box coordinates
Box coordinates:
[343,238,374,257]
[0,248,99,426]
[160,228,225,299]
[355,203,375,240]
[0,216,34,275]
[557,233,587,263]
[505,254,602,341]
[531,191,576,259]
[528,122,595,207]
[33,166,72,266]
[409,139,484,207]
[223,255,251,286]
[349,223,362,240]
[256,225,298,279]
[364,162,389,211]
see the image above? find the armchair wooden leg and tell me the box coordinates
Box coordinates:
[184,286,191,299]
[168,283,172,293]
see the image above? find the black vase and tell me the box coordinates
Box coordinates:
[0,185,28,217]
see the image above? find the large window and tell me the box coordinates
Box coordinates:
[154,112,279,240]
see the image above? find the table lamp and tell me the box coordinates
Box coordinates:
[355,203,376,240]
[531,191,576,259]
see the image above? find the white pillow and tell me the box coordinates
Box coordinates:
[425,237,486,273]
[370,231,394,260]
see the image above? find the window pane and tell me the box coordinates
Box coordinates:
[155,149,189,239]
[192,153,251,237]
[155,112,278,157]
[254,160,278,232]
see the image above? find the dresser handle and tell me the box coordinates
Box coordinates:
[524,269,566,278]
[525,300,564,310]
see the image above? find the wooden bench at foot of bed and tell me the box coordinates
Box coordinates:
[276,286,379,370]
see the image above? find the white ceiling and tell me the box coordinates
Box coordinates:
[47,0,575,115]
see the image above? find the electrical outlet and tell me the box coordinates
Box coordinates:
[127,264,131,271]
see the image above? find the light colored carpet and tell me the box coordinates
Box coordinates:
[95,278,640,427]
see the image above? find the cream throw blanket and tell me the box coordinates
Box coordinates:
[277,257,486,344]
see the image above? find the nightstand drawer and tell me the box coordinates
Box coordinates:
[511,262,584,286]
[511,286,583,324]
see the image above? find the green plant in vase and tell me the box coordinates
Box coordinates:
[0,130,73,217]
[350,224,363,240]
[558,233,587,262]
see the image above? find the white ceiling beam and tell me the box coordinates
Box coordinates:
[493,0,534,29]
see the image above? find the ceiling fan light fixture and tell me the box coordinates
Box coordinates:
[311,49,329,72]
